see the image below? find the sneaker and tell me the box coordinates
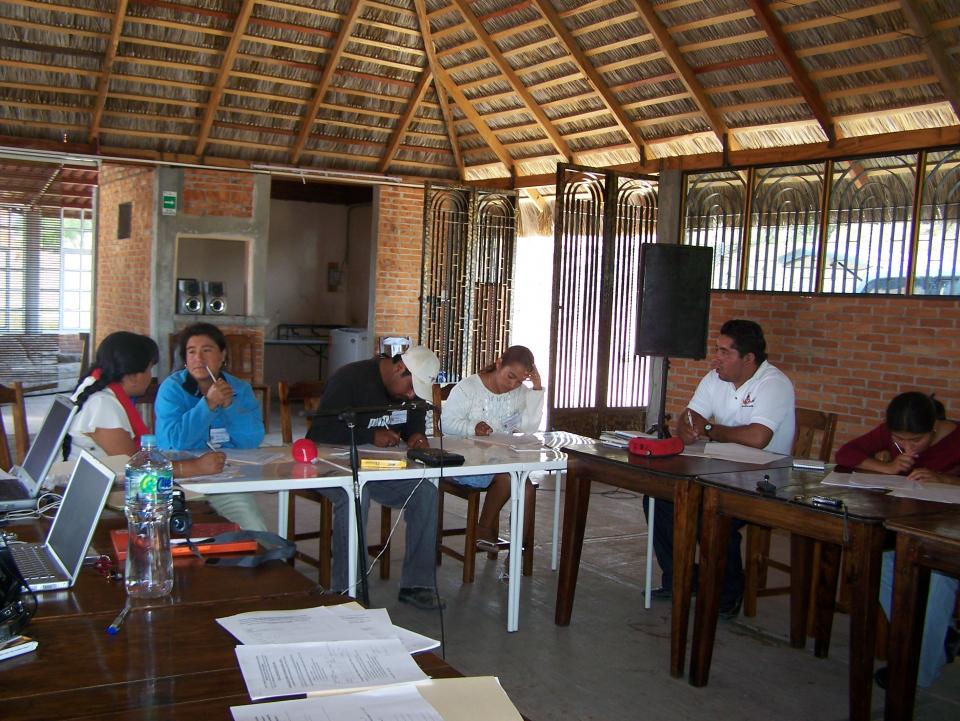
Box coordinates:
[718,594,742,621]
[398,587,445,610]
[874,666,888,689]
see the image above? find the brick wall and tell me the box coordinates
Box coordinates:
[665,292,960,451]
[182,169,254,218]
[374,186,424,340]
[95,163,156,345]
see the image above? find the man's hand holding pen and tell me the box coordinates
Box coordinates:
[678,409,705,443]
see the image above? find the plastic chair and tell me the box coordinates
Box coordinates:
[434,383,537,583]
[224,333,270,433]
[278,381,394,584]
[743,407,839,617]
[0,382,29,471]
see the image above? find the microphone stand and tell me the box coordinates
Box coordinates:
[338,409,370,608]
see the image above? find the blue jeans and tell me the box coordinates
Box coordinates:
[880,549,959,687]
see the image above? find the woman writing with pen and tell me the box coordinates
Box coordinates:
[155,322,267,531]
[834,391,960,691]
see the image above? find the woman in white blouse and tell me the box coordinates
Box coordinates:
[441,345,544,545]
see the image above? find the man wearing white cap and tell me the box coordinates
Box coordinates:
[307,346,442,609]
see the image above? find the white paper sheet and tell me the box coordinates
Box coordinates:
[888,482,960,504]
[224,448,288,465]
[693,442,787,465]
[235,639,428,700]
[230,683,442,721]
[329,604,440,654]
[218,607,359,645]
[820,471,922,492]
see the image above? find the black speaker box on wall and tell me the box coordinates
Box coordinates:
[177,278,204,315]
[635,244,714,359]
[204,281,227,315]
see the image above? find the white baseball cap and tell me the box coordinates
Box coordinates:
[401,346,440,400]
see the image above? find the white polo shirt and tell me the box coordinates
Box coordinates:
[687,361,796,454]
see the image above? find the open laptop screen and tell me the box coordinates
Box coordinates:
[21,396,76,486]
[46,453,113,580]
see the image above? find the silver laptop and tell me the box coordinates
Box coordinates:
[8,451,113,591]
[0,395,78,512]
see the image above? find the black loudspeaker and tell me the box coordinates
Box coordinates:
[204,281,227,315]
[635,244,714,359]
[177,278,204,315]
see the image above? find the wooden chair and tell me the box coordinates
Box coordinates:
[743,407,839,617]
[224,333,270,433]
[0,382,29,471]
[277,381,393,584]
[434,383,538,583]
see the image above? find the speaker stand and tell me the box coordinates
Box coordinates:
[646,357,672,439]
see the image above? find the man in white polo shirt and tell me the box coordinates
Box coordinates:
[645,319,795,618]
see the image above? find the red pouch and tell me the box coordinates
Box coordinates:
[628,436,685,457]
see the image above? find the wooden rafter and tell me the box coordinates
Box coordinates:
[624,0,733,148]
[88,0,129,143]
[378,68,433,172]
[195,0,256,156]
[451,0,570,161]
[746,0,834,142]
[529,0,646,159]
[434,80,465,179]
[898,0,960,121]
[414,0,511,173]
[289,0,365,165]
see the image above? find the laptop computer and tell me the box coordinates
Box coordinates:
[0,395,78,512]
[7,451,113,591]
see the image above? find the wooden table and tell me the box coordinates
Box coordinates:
[0,514,461,720]
[554,443,791,677]
[690,467,941,721]
[884,510,960,721]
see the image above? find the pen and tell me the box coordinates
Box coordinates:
[205,364,218,383]
[687,410,694,429]
[107,601,131,635]
[894,441,904,455]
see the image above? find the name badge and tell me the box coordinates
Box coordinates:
[389,410,408,425]
[209,427,231,447]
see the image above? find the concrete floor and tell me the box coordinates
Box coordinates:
[10,395,960,720]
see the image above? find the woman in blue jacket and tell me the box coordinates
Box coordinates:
[156,322,266,530]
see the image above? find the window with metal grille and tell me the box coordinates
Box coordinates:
[683,148,960,296]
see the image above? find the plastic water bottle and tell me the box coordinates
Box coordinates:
[124,435,174,598]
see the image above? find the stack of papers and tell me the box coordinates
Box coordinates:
[821,471,960,504]
[220,604,525,721]
[599,430,653,448]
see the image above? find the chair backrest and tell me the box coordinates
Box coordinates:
[0,382,29,470]
[431,383,455,436]
[793,407,839,462]
[277,380,327,444]
[224,333,257,382]
[134,378,159,433]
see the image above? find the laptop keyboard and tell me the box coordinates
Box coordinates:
[0,480,28,500]
[10,544,59,582]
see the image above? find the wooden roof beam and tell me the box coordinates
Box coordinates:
[451,0,570,161]
[379,69,433,172]
[899,0,960,121]
[289,0,365,164]
[88,0,129,143]
[195,0,257,156]
[530,0,647,159]
[625,0,734,148]
[745,0,834,143]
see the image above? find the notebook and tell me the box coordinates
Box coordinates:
[0,395,78,512]
[7,451,113,591]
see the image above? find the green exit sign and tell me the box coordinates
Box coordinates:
[162,190,177,216]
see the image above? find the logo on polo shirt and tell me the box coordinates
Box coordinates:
[741,393,755,408]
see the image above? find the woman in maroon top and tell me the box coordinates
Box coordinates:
[835,393,960,481]
[836,392,960,690]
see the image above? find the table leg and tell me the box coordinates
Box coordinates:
[789,533,814,649]
[644,497,654,610]
[845,521,885,721]
[555,462,592,626]
[670,479,700,678]
[811,541,842,658]
[885,534,929,721]
[507,471,525,633]
[689,487,730,687]
[551,469,562,571]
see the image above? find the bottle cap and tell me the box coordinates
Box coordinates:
[141,434,157,446]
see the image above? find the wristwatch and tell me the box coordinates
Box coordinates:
[703,423,713,439]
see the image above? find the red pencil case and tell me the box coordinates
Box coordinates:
[628,436,685,457]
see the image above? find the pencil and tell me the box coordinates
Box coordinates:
[205,365,218,383]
